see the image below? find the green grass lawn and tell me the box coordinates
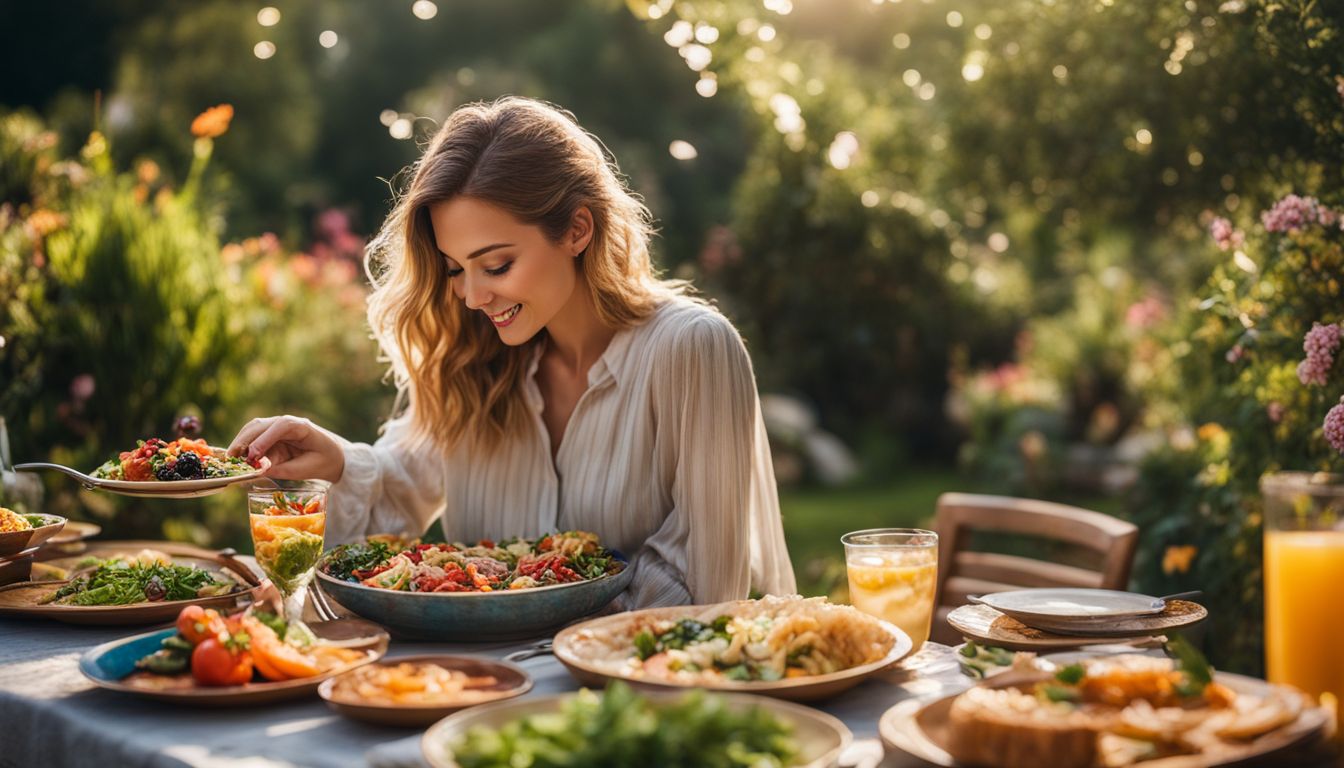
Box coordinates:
[780,469,1127,597]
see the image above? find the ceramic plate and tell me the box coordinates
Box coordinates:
[422,690,852,768]
[0,546,261,624]
[320,654,532,727]
[1014,600,1208,637]
[79,617,388,706]
[0,513,66,557]
[972,588,1167,621]
[552,597,913,702]
[315,549,634,641]
[946,603,1161,651]
[880,671,1331,768]
[46,520,102,547]
[81,457,269,498]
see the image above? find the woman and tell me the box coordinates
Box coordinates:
[229,97,795,608]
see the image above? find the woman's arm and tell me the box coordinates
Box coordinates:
[650,312,761,604]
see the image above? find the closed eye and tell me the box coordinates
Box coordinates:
[484,261,513,277]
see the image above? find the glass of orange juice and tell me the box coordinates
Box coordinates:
[842,528,939,651]
[1261,472,1344,728]
[248,480,328,620]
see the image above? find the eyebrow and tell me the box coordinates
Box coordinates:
[443,243,513,262]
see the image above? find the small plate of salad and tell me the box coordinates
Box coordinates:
[80,604,388,706]
[0,544,261,624]
[18,437,268,499]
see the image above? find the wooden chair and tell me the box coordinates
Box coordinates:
[930,492,1139,646]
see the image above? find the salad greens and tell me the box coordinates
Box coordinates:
[450,681,799,768]
[321,540,394,581]
[43,560,234,606]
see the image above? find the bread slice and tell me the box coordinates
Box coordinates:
[945,686,1102,768]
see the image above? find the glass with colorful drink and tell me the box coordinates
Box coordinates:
[1261,472,1344,728]
[842,528,939,651]
[248,480,328,620]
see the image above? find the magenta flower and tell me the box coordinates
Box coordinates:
[1325,397,1344,453]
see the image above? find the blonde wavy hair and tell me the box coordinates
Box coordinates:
[365,97,685,453]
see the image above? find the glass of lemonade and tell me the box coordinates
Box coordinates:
[842,528,939,651]
[1261,472,1344,729]
[248,480,328,620]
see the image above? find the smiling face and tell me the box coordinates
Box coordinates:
[430,196,592,345]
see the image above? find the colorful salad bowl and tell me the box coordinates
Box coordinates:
[314,550,634,641]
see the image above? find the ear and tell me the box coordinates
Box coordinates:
[568,206,595,257]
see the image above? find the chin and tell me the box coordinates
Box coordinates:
[495,322,541,346]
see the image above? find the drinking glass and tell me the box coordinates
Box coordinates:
[1261,471,1344,726]
[248,480,328,620]
[842,528,939,651]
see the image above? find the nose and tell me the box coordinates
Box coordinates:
[457,272,492,310]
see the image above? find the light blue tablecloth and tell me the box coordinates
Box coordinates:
[0,612,968,767]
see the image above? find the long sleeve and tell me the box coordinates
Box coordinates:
[639,311,796,605]
[324,408,447,545]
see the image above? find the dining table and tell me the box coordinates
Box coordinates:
[0,605,974,768]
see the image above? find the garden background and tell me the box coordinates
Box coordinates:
[2,0,1341,674]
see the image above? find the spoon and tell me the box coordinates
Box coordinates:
[14,462,117,491]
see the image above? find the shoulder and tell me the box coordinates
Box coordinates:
[633,296,746,355]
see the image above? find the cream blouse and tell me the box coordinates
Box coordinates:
[326,296,797,608]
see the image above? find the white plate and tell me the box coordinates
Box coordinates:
[85,465,268,498]
[423,690,852,768]
[17,457,269,499]
[971,588,1165,622]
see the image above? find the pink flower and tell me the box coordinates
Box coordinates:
[1267,402,1285,423]
[1325,397,1344,453]
[1209,217,1244,251]
[69,374,96,401]
[1297,322,1342,386]
[1262,194,1339,233]
[1225,344,1245,364]
[1125,296,1167,329]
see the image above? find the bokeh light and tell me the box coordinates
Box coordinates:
[412,1,438,20]
[257,7,280,26]
[669,140,698,160]
[253,41,276,59]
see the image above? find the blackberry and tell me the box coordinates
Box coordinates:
[154,462,181,481]
[173,452,204,480]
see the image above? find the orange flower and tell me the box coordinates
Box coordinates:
[191,104,234,139]
[25,209,67,237]
[1162,545,1198,575]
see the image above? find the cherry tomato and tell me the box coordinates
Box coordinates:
[191,635,254,686]
[176,606,227,646]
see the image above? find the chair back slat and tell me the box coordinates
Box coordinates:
[954,551,1104,590]
[930,492,1139,646]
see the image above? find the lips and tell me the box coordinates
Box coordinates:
[488,304,522,327]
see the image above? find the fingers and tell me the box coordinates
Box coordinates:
[245,416,313,464]
[228,417,275,457]
[263,451,335,482]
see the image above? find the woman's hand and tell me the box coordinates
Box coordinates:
[227,416,346,483]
